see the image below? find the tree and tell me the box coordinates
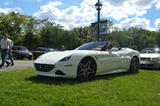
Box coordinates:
[0,12,27,36]
[72,26,96,43]
[0,12,28,46]
[155,31,160,47]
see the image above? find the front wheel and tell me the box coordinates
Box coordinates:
[129,57,139,73]
[28,56,32,60]
[77,58,96,80]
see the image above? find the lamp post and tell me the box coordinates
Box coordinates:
[95,0,102,41]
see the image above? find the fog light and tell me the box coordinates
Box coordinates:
[55,70,66,75]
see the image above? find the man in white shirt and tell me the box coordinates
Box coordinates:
[7,34,14,65]
[0,33,12,68]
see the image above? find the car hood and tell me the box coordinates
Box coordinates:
[140,53,160,58]
[34,50,76,64]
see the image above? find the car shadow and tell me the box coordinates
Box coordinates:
[26,72,139,85]
[140,67,160,71]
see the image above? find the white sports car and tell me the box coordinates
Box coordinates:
[34,41,140,79]
[140,48,160,69]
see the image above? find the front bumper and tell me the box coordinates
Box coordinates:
[140,60,160,68]
[34,62,78,78]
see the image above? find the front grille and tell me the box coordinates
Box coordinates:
[34,63,55,72]
[140,58,150,61]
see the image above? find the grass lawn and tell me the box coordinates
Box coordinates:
[0,69,160,106]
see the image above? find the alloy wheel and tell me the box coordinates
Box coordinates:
[77,58,96,80]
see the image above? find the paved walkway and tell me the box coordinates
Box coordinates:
[0,60,34,72]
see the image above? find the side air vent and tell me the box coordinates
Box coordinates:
[55,70,66,75]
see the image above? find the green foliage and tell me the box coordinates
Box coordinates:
[40,23,83,49]
[155,31,160,47]
[0,12,160,50]
[24,31,40,49]
[0,12,27,36]
[108,28,159,50]
[107,30,131,47]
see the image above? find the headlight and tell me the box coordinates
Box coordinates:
[59,56,72,62]
[29,52,33,55]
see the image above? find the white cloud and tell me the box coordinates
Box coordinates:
[134,0,158,9]
[107,0,158,7]
[155,18,160,28]
[33,0,159,30]
[0,8,22,14]
[102,1,147,21]
[102,0,160,21]
[106,0,127,6]
[33,0,97,29]
[156,1,160,9]
[116,17,150,30]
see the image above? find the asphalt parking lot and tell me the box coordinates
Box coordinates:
[0,60,34,72]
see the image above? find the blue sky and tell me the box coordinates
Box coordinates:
[144,5,160,28]
[0,0,83,15]
[0,0,160,30]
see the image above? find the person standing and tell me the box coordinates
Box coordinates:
[7,34,14,66]
[0,33,12,68]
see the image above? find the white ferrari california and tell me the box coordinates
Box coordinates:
[140,48,160,69]
[34,41,140,79]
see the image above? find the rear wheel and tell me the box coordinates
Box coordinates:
[15,55,21,60]
[20,57,24,60]
[77,58,96,80]
[129,57,139,73]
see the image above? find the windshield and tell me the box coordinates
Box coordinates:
[75,41,107,51]
[14,46,28,51]
[141,48,160,53]
[47,48,55,52]
[22,47,28,51]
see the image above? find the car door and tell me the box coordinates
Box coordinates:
[98,51,121,73]
[116,49,131,69]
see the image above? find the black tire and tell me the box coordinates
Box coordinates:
[77,58,96,80]
[28,57,32,60]
[129,57,139,73]
[15,55,20,60]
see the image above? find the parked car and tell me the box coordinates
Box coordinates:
[34,41,140,79]
[32,47,55,59]
[12,46,33,60]
[140,48,160,69]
